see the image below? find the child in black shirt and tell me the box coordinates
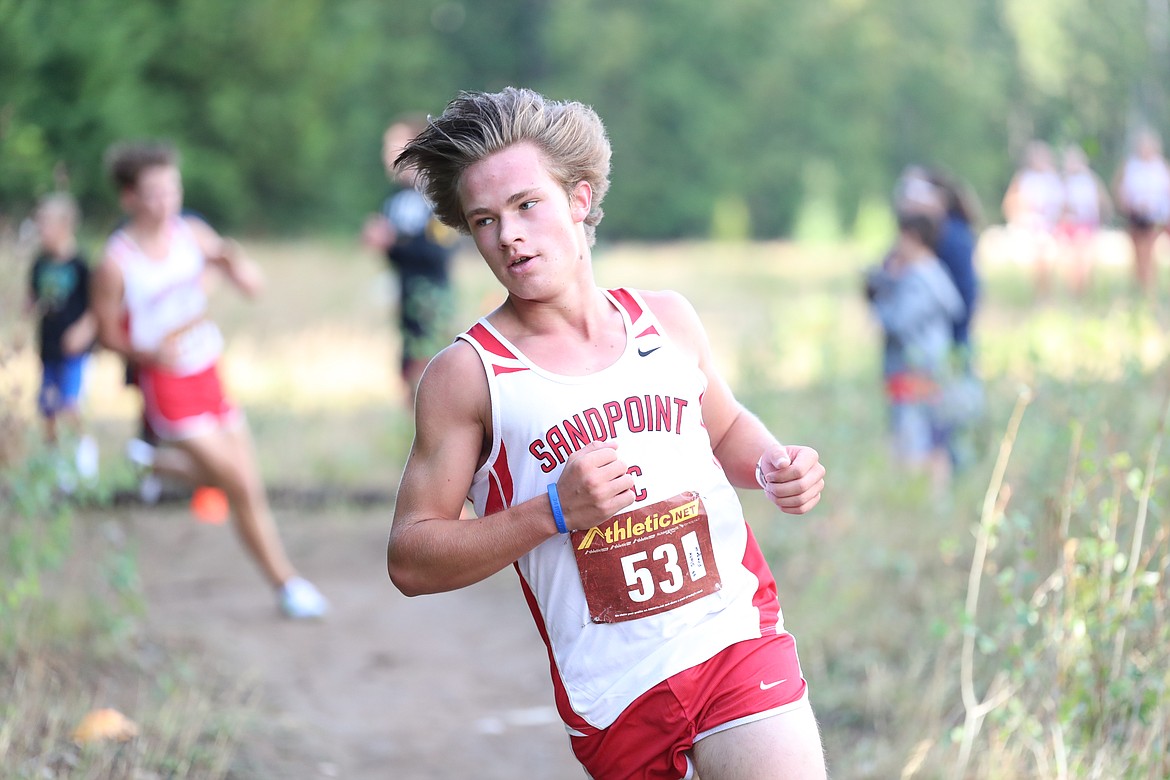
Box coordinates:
[26,193,98,485]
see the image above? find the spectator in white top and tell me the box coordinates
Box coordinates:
[1113,128,1170,295]
[1056,144,1113,296]
[1002,140,1065,297]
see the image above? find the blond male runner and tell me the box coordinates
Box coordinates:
[387,89,828,779]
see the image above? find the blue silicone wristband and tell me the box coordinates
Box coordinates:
[547,484,568,534]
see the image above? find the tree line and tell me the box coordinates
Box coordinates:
[0,0,1164,240]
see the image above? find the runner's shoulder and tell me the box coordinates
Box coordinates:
[634,289,705,341]
[416,340,489,422]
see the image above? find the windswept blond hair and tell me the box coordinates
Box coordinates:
[394,87,612,246]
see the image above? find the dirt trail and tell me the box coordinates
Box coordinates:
[125,500,584,779]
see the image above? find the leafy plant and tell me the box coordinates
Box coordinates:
[952,391,1170,778]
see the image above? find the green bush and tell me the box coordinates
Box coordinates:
[0,388,247,779]
[951,385,1170,778]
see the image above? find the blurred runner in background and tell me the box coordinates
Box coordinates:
[92,140,328,619]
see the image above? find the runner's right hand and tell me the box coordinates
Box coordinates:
[148,337,181,370]
[555,441,636,531]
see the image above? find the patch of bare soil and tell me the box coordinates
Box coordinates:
[120,499,584,779]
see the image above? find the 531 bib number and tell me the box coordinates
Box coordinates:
[570,491,722,623]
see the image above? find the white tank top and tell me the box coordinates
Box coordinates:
[1062,171,1101,225]
[1120,157,1170,223]
[104,218,223,376]
[1016,169,1064,228]
[458,288,784,732]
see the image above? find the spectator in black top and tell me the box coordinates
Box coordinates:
[362,114,458,408]
[25,192,99,486]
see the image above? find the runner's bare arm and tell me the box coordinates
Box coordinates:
[387,341,636,596]
[643,290,825,515]
[1001,175,1021,223]
[91,258,157,366]
[61,311,98,356]
[185,217,265,298]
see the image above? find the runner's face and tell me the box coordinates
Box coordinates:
[459,142,591,298]
[35,208,73,256]
[130,164,183,224]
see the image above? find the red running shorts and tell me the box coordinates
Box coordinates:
[138,363,241,442]
[570,631,810,780]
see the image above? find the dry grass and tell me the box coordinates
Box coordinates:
[4,228,1170,778]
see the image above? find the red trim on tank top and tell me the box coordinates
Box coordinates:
[485,441,515,515]
[607,287,643,321]
[486,476,504,516]
[742,524,781,633]
[515,564,597,734]
[468,322,518,360]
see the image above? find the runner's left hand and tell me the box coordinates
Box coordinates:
[757,445,825,515]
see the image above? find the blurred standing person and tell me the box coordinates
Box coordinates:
[25,193,99,488]
[1002,141,1064,297]
[865,212,965,490]
[1057,144,1113,296]
[894,168,980,352]
[362,114,456,409]
[924,170,987,470]
[91,140,328,619]
[1113,128,1170,295]
[923,169,981,357]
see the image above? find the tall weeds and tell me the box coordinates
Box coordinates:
[0,339,251,779]
[949,387,1170,779]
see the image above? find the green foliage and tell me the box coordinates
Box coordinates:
[793,159,845,245]
[957,402,1170,777]
[0,448,75,644]
[0,445,247,779]
[669,240,1170,778]
[851,194,898,256]
[1003,0,1156,156]
[3,0,1162,238]
[709,194,753,243]
[0,0,467,232]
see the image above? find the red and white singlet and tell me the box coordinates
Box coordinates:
[104,217,223,377]
[1061,170,1102,228]
[1015,169,1065,230]
[459,288,785,732]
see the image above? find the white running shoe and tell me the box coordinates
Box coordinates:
[125,438,156,468]
[279,577,329,620]
[138,473,164,505]
[75,435,99,483]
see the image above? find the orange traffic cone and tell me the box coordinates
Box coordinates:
[190,486,229,524]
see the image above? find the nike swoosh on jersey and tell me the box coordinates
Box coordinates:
[637,346,661,357]
[759,679,788,690]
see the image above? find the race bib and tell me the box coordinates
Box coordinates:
[165,319,223,375]
[571,491,722,624]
